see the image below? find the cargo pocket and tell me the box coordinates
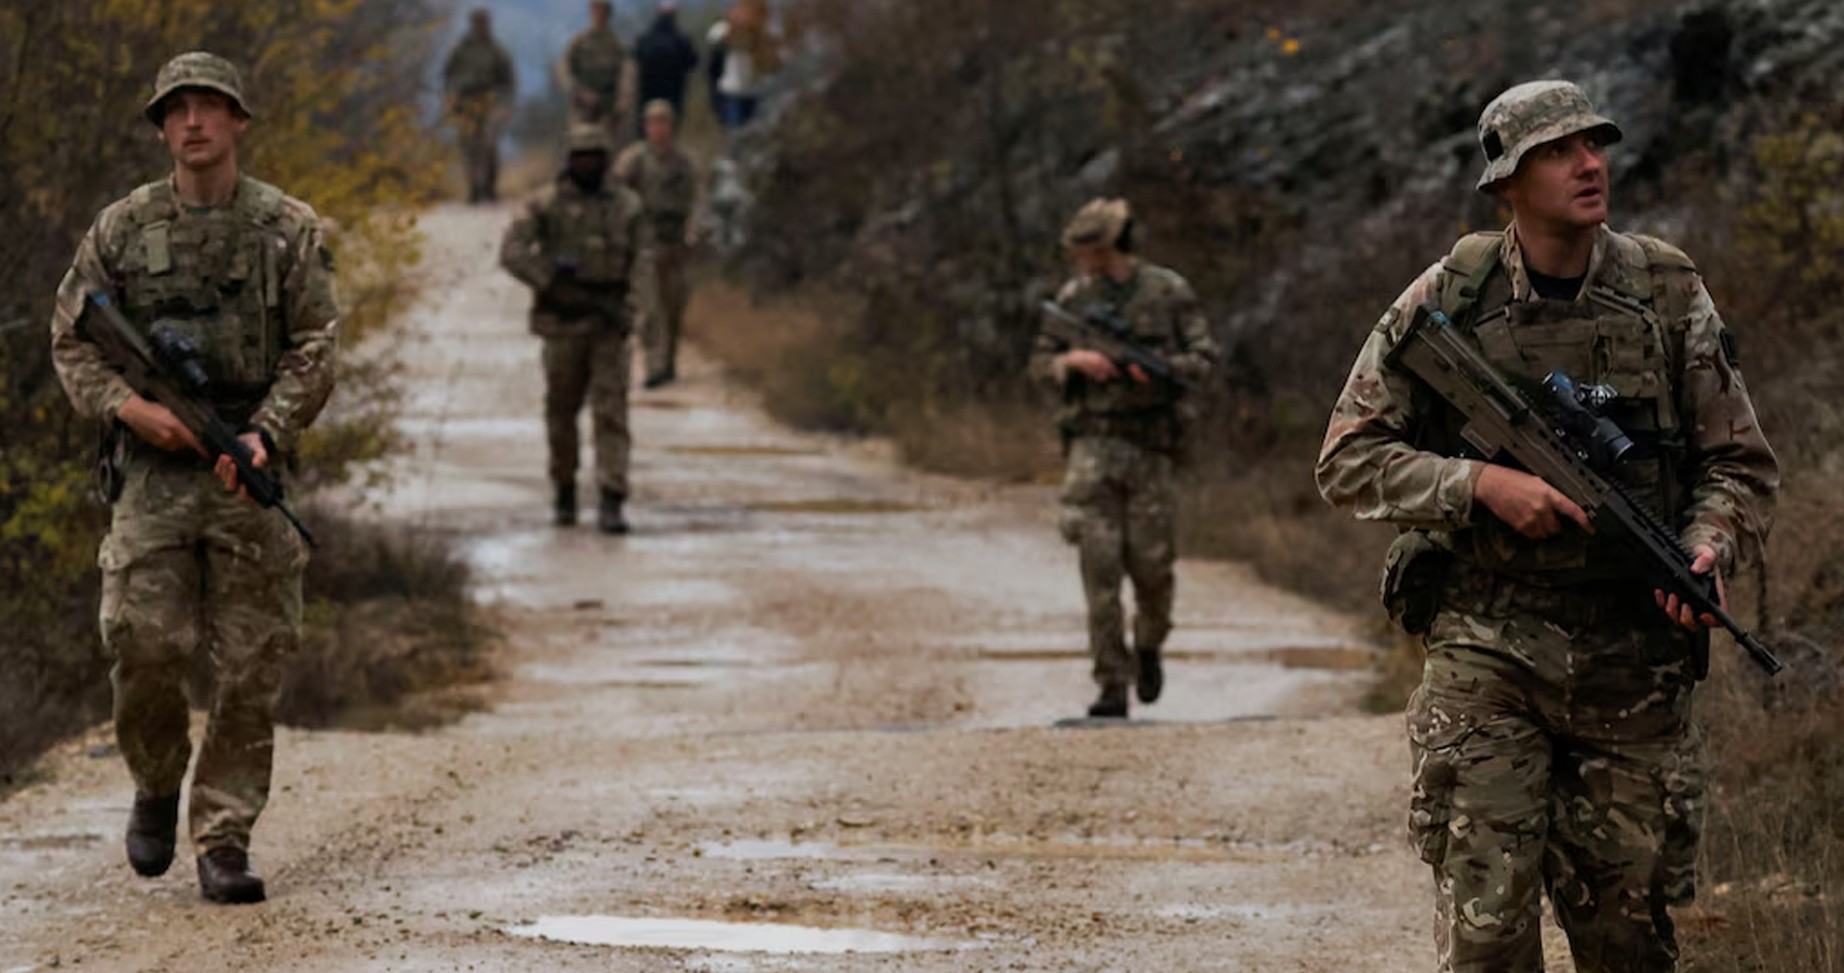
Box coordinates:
[1657,722,1706,906]
[1406,687,1472,867]
[1381,530,1452,636]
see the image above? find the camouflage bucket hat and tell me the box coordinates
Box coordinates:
[145,51,251,126]
[1062,198,1131,249]
[1476,80,1622,192]
[565,123,614,155]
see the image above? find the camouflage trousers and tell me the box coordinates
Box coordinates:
[98,451,307,854]
[638,243,690,380]
[1409,577,1705,973]
[543,325,633,496]
[1057,435,1176,689]
[451,96,505,203]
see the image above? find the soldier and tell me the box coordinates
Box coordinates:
[1029,200,1218,719]
[1316,81,1778,972]
[49,52,340,904]
[563,0,628,146]
[443,8,516,204]
[614,100,697,389]
[500,124,645,534]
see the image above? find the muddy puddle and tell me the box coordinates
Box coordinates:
[745,499,924,515]
[668,445,823,458]
[503,915,965,954]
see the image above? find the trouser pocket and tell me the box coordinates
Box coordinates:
[1407,686,1471,866]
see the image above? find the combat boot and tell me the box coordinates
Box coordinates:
[197,847,266,904]
[1136,646,1164,704]
[554,483,578,527]
[598,489,629,535]
[644,368,676,390]
[125,792,180,877]
[1087,684,1129,719]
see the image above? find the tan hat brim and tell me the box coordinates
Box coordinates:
[144,82,252,126]
[1476,116,1622,192]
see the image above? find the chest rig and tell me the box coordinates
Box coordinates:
[543,183,636,285]
[116,176,290,417]
[1429,231,1697,582]
[1060,265,1190,453]
[633,151,694,243]
[571,33,624,92]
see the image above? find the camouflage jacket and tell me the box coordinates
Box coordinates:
[613,143,696,245]
[444,33,515,100]
[500,175,645,336]
[566,27,626,98]
[1029,261,1218,446]
[1316,222,1778,577]
[50,173,340,456]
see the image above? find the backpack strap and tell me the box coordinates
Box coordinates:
[1437,231,1505,329]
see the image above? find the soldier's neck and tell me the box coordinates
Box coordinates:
[173,160,240,209]
[1515,220,1596,280]
[1101,255,1137,284]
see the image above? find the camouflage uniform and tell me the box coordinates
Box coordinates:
[614,112,696,384]
[1030,202,1218,696]
[1315,82,1778,973]
[565,23,628,144]
[499,128,645,500]
[49,54,340,858]
[443,19,516,203]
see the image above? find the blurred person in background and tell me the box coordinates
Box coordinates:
[616,100,697,388]
[563,0,629,147]
[444,8,516,203]
[634,2,699,137]
[708,0,780,133]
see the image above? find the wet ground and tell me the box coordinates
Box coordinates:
[0,206,1441,971]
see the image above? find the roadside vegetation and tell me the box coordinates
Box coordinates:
[700,1,1844,968]
[0,1,492,786]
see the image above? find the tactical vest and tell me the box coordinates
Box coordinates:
[449,39,508,98]
[570,32,625,93]
[1061,264,1191,451]
[630,150,694,243]
[1429,230,1699,583]
[542,182,638,285]
[116,176,291,419]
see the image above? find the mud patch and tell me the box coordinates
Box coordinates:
[668,445,823,458]
[503,915,964,953]
[746,499,924,515]
[1261,646,1376,671]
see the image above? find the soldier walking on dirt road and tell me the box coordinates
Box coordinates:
[563,0,630,150]
[1317,81,1779,972]
[49,52,342,905]
[1030,199,1218,719]
[500,124,646,534]
[615,100,697,389]
[443,8,516,204]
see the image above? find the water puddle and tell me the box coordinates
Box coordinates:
[746,499,922,515]
[696,838,849,861]
[668,445,822,458]
[504,915,962,954]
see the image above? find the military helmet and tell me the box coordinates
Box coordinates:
[1062,198,1132,250]
[145,51,251,126]
[565,123,614,155]
[1475,80,1623,192]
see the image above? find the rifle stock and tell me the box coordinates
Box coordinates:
[1388,302,1780,675]
[80,292,317,548]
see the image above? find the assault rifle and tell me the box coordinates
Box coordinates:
[80,291,316,547]
[1039,301,1186,390]
[1388,301,1780,675]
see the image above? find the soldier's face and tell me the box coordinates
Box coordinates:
[591,3,611,26]
[645,114,675,147]
[1503,130,1611,231]
[1067,243,1110,277]
[157,90,247,172]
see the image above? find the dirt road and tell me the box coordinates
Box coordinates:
[0,206,1430,972]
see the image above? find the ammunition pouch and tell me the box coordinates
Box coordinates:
[1382,530,1453,636]
[96,422,129,506]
